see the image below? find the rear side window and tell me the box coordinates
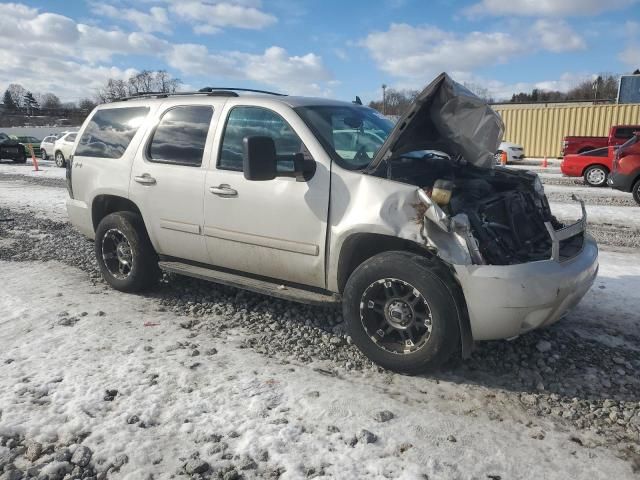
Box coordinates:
[66,134,77,142]
[75,107,150,159]
[148,106,213,167]
[218,106,305,172]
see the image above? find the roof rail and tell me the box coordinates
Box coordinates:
[198,87,287,96]
[120,91,239,101]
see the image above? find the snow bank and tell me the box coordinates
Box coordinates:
[0,260,635,479]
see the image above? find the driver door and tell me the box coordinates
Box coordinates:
[203,104,330,288]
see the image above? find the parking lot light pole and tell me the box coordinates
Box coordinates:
[382,84,387,115]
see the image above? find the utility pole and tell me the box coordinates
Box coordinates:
[382,84,387,115]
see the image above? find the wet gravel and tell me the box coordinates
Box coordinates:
[546,190,639,207]
[0,172,66,189]
[1,206,639,456]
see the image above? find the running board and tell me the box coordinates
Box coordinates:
[158,261,341,306]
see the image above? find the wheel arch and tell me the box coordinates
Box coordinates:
[336,232,426,294]
[91,195,142,232]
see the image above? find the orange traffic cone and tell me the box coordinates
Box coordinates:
[542,156,548,168]
[29,144,39,171]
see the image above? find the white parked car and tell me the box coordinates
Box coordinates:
[39,135,58,160]
[53,132,78,167]
[65,74,597,373]
[496,141,526,164]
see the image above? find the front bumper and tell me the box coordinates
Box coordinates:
[607,171,634,192]
[454,200,598,341]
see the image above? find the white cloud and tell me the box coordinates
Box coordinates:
[618,21,640,68]
[360,22,586,86]
[465,0,637,17]
[238,47,332,95]
[164,45,333,95]
[360,24,524,81]
[530,19,585,53]
[169,1,277,33]
[0,3,329,101]
[92,4,170,33]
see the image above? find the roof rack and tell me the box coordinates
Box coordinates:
[198,87,287,96]
[121,91,241,101]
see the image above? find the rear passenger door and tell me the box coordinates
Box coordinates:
[129,101,222,265]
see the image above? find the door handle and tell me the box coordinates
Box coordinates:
[134,173,156,185]
[209,184,237,197]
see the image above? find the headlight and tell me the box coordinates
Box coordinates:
[533,174,545,196]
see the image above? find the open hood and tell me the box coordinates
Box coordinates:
[367,73,504,171]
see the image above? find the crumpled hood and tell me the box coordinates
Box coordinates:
[367,72,505,170]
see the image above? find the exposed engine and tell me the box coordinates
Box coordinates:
[374,152,566,265]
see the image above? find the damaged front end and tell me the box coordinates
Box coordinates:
[366,73,597,341]
[414,163,587,266]
[367,72,587,267]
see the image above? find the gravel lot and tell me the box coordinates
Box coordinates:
[1,160,639,478]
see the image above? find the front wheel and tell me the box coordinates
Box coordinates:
[41,149,47,160]
[95,212,159,292]
[55,151,66,168]
[342,251,460,374]
[584,165,608,187]
[633,180,640,205]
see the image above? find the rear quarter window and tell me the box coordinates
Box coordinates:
[75,107,150,159]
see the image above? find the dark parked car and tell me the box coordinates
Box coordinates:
[0,132,26,163]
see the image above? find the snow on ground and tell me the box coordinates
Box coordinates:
[544,184,630,198]
[0,159,65,179]
[549,201,640,228]
[562,249,640,350]
[0,260,636,479]
[0,178,68,222]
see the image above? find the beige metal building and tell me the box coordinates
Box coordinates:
[492,103,640,157]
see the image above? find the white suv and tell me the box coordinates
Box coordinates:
[66,74,598,373]
[53,132,78,167]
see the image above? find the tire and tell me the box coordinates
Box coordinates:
[95,212,159,292]
[633,180,640,206]
[55,151,66,168]
[41,149,47,160]
[13,155,27,164]
[342,251,461,374]
[583,165,608,187]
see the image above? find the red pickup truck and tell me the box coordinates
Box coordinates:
[562,124,640,156]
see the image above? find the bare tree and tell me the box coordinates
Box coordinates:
[40,93,61,110]
[78,98,97,112]
[97,70,182,103]
[369,88,419,116]
[6,83,27,108]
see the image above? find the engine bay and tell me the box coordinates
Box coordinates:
[373,152,565,265]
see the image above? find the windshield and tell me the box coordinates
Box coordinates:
[0,133,9,141]
[296,105,394,170]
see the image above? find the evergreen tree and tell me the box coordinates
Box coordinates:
[2,90,16,111]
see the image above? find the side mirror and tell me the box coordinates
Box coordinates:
[243,136,277,181]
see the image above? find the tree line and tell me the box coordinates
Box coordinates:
[368,71,639,116]
[1,70,182,122]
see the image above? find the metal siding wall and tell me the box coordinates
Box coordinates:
[495,104,640,157]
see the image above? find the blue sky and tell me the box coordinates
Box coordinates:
[1,0,639,104]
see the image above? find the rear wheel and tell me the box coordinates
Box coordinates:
[41,149,47,160]
[342,251,460,374]
[55,151,66,168]
[584,165,608,187]
[13,155,27,164]
[632,180,640,205]
[95,212,159,292]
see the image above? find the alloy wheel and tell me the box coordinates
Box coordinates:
[586,167,606,186]
[359,278,432,354]
[101,228,134,279]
